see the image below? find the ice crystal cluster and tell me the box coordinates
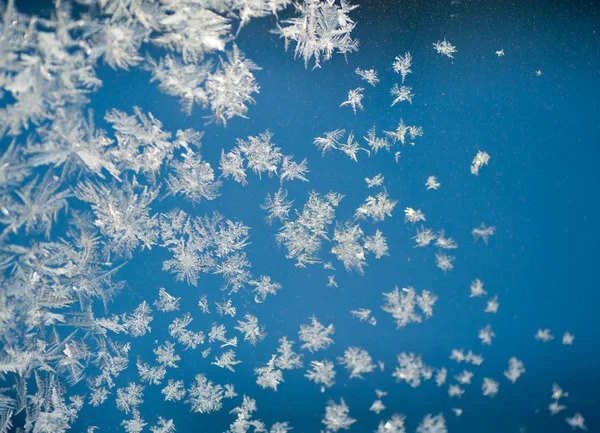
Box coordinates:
[0,1,586,433]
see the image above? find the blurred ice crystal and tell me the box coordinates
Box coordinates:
[504,357,525,384]
[433,39,457,58]
[535,329,555,342]
[322,399,356,432]
[565,413,586,430]
[482,378,499,397]
[392,352,433,388]
[416,413,447,433]
[470,151,490,176]
[382,286,437,328]
[299,316,335,352]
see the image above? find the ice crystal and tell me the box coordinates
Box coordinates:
[496,49,505,57]
[331,223,367,273]
[337,346,375,379]
[212,350,241,372]
[280,155,309,183]
[433,39,457,58]
[122,410,147,433]
[425,176,440,190]
[167,144,221,203]
[220,148,248,185]
[417,413,447,433]
[392,352,433,388]
[328,275,338,287]
[365,174,385,188]
[299,316,335,352]
[275,337,303,370]
[390,84,414,106]
[235,314,266,345]
[393,52,412,82]
[369,399,386,415]
[552,383,569,400]
[275,0,359,69]
[485,295,499,313]
[255,356,284,391]
[136,357,167,385]
[470,151,490,176]
[150,418,176,433]
[364,127,391,154]
[237,130,282,179]
[322,399,356,433]
[314,129,346,155]
[124,302,154,338]
[376,414,406,433]
[404,207,426,224]
[250,275,282,303]
[435,368,448,387]
[454,370,474,385]
[154,342,180,368]
[154,288,181,313]
[450,349,483,366]
[382,286,437,328]
[356,191,397,222]
[469,278,487,297]
[413,226,437,247]
[355,68,379,86]
[550,400,567,415]
[162,380,185,402]
[435,230,458,249]
[116,383,144,414]
[562,332,575,345]
[478,325,496,345]
[305,360,336,391]
[262,188,293,225]
[435,251,455,272]
[565,413,586,430]
[364,230,389,259]
[340,88,364,113]
[535,329,555,342]
[481,377,499,397]
[504,357,525,383]
[448,384,464,398]
[186,374,224,414]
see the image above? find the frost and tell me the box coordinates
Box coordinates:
[356,191,397,222]
[393,52,412,83]
[162,380,185,402]
[255,355,284,391]
[274,0,359,69]
[364,127,391,154]
[262,188,293,225]
[562,332,575,345]
[565,413,586,430]
[390,84,414,106]
[365,174,384,188]
[470,151,490,176]
[404,207,425,224]
[275,337,303,370]
[433,39,457,58]
[504,357,525,383]
[478,325,496,345]
[355,68,379,86]
[331,223,367,273]
[413,226,436,248]
[322,399,356,433]
[75,178,158,260]
[392,352,433,388]
[305,360,336,391]
[376,414,406,433]
[116,382,144,414]
[235,314,266,345]
[186,374,224,414]
[340,88,364,114]
[150,418,176,433]
[382,286,437,328]
[435,251,455,272]
[482,378,499,397]
[250,275,282,303]
[299,316,335,352]
[205,45,260,125]
[213,350,242,372]
[237,130,282,179]
[425,176,440,190]
[124,302,154,338]
[448,384,464,398]
[154,342,180,368]
[350,308,376,325]
[314,129,346,155]
[535,329,554,342]
[337,346,375,379]
[154,288,181,313]
[469,279,487,297]
[417,414,447,433]
[485,295,499,313]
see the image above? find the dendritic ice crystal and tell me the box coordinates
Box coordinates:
[0,1,587,433]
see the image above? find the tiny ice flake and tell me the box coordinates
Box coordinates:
[482,378,499,397]
[154,288,180,313]
[425,176,440,190]
[366,174,385,188]
[448,384,464,398]
[504,357,525,383]
[376,414,406,433]
[478,325,496,345]
[355,68,379,86]
[356,191,397,222]
[255,355,283,391]
[404,207,425,224]
[433,39,457,58]
[340,88,364,114]
[535,329,555,342]
[305,360,336,391]
[496,49,505,57]
[337,346,375,379]
[299,316,335,352]
[322,399,356,433]
[416,413,447,433]
[393,52,412,82]
[382,286,437,328]
[485,295,499,313]
[550,400,567,415]
[413,226,436,247]
[435,251,455,272]
[235,314,266,345]
[469,278,487,297]
[392,352,433,388]
[562,331,575,345]
[470,151,490,175]
[565,413,586,430]
[390,84,414,106]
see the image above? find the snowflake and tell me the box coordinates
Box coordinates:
[340,87,364,113]
[425,176,440,190]
[504,357,525,384]
[305,360,336,391]
[433,39,457,58]
[535,329,555,342]
[186,374,224,414]
[356,191,397,222]
[255,355,283,391]
[435,251,455,272]
[469,278,487,297]
[392,352,433,388]
[416,413,447,433]
[322,399,356,433]
[390,84,414,106]
[355,68,379,86]
[299,316,335,352]
[382,286,437,328]
[478,325,496,345]
[153,288,181,313]
[337,346,375,379]
[470,150,490,175]
[482,377,499,397]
